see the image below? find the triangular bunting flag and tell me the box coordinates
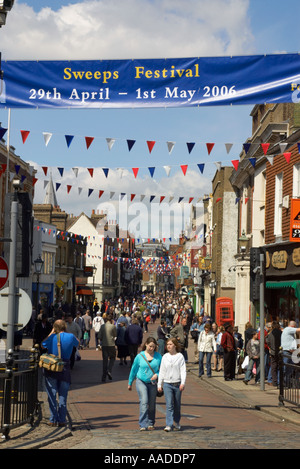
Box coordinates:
[88,168,94,177]
[15,164,20,175]
[43,132,52,146]
[110,192,115,199]
[178,197,184,203]
[127,139,136,151]
[243,143,251,154]
[57,167,64,177]
[206,143,214,155]
[186,142,195,154]
[163,165,171,177]
[249,157,256,168]
[132,167,139,178]
[284,152,291,163]
[43,180,49,189]
[160,196,165,204]
[216,197,222,203]
[167,141,175,154]
[42,166,48,176]
[99,190,104,198]
[148,167,155,178]
[261,143,270,155]
[88,189,94,197]
[120,193,126,200]
[65,135,74,147]
[85,136,94,149]
[181,165,188,175]
[147,141,156,153]
[189,197,194,204]
[225,143,233,154]
[32,177,38,186]
[231,160,239,171]
[131,194,136,202]
[297,143,300,154]
[266,155,274,165]
[72,167,79,177]
[150,195,155,203]
[67,185,72,194]
[102,168,109,178]
[20,130,30,144]
[56,183,61,191]
[0,127,7,140]
[197,163,205,174]
[78,187,82,195]
[106,138,115,151]
[140,195,145,202]
[280,143,288,153]
[215,162,222,172]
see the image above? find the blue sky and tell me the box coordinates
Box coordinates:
[0,0,299,237]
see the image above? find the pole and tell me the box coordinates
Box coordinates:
[6,190,18,354]
[259,252,265,391]
[6,108,11,194]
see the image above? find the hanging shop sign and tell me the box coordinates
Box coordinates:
[1,54,300,109]
[290,198,300,242]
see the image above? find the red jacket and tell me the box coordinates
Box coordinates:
[221,331,236,352]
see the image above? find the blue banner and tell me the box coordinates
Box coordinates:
[1,54,300,108]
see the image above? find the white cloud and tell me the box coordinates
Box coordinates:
[1,0,254,59]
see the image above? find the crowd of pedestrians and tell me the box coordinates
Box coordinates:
[23,292,300,430]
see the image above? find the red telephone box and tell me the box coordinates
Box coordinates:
[216,297,234,326]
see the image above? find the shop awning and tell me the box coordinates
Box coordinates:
[76,286,93,296]
[266,280,300,304]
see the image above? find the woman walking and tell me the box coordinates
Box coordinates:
[157,338,186,432]
[128,337,162,431]
[198,323,217,378]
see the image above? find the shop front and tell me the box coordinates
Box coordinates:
[265,243,300,324]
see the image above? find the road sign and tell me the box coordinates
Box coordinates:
[0,287,32,331]
[0,256,8,289]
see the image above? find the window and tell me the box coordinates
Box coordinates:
[293,163,300,197]
[274,172,283,238]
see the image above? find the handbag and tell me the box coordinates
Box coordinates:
[140,352,164,397]
[39,333,65,372]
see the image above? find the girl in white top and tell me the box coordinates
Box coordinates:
[197,323,217,378]
[157,338,186,432]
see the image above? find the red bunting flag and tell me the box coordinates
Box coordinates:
[99,190,104,198]
[147,141,156,153]
[160,196,165,204]
[88,168,94,177]
[32,177,38,186]
[42,166,48,176]
[261,143,270,155]
[131,194,136,202]
[189,197,194,204]
[132,168,139,178]
[181,165,188,175]
[85,136,94,149]
[231,160,239,171]
[206,143,215,155]
[284,152,291,163]
[216,197,222,203]
[67,185,72,194]
[21,130,30,144]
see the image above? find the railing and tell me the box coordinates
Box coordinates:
[0,346,40,440]
[278,350,300,408]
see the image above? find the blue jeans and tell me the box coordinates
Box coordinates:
[244,358,260,383]
[135,378,157,429]
[163,382,182,428]
[45,376,70,424]
[199,351,212,377]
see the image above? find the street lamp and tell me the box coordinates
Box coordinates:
[0,0,15,27]
[34,255,44,313]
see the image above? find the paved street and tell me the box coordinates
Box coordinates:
[1,323,300,451]
[44,323,300,450]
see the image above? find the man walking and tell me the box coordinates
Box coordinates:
[124,317,143,367]
[99,314,117,382]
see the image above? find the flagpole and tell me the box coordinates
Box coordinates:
[6,107,11,194]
